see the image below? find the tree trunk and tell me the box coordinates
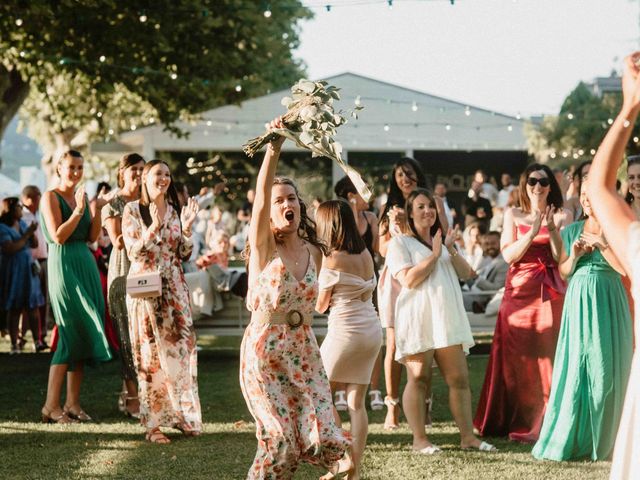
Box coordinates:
[0,64,30,168]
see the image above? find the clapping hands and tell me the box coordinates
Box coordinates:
[444,226,460,249]
[432,229,443,256]
[580,231,608,251]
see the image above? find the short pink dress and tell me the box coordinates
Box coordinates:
[239,249,350,480]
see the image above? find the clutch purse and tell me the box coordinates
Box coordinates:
[126,270,162,298]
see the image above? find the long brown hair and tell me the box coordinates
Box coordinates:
[117,153,145,188]
[139,160,181,227]
[518,163,564,213]
[315,199,366,255]
[243,176,327,263]
[0,197,20,225]
[404,188,440,247]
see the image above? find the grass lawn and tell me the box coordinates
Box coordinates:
[0,335,609,480]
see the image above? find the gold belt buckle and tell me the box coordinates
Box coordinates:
[286,310,304,329]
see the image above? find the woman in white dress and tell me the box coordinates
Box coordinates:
[588,52,640,479]
[385,188,494,453]
[315,199,383,480]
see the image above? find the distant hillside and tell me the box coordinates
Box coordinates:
[0,116,42,181]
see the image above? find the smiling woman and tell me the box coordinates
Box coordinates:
[240,118,350,479]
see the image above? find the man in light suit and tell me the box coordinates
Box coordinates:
[463,231,508,312]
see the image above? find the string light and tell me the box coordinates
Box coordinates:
[567,113,574,120]
[634,137,639,143]
[465,106,471,116]
[170,73,178,80]
[15,18,23,26]
[608,118,614,125]
[383,124,390,132]
[411,101,418,112]
[235,84,242,92]
[139,14,148,23]
[507,124,513,132]
[264,9,272,18]
[108,129,114,135]
[99,55,106,63]
[445,123,451,131]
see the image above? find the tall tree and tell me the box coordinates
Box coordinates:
[527,81,640,166]
[0,0,312,172]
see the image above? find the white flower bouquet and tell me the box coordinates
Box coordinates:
[243,79,371,201]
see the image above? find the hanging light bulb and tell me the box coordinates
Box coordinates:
[264,9,272,18]
[15,18,23,26]
[383,124,390,132]
[516,112,522,120]
[507,124,513,132]
[634,136,640,143]
[355,95,361,107]
[235,84,242,92]
[206,120,212,126]
[590,149,596,155]
[607,118,614,125]
[99,55,106,62]
[139,14,148,23]
[464,106,471,117]
[411,101,418,112]
[170,73,178,80]
[445,124,451,131]
[567,113,574,120]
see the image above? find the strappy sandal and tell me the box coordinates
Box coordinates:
[146,428,171,444]
[461,440,497,452]
[63,406,93,422]
[41,407,76,424]
[319,453,356,480]
[413,444,442,455]
[383,396,401,430]
[175,424,201,437]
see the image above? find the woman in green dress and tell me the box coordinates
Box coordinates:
[40,150,112,424]
[532,180,633,460]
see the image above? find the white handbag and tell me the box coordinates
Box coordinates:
[126,270,162,298]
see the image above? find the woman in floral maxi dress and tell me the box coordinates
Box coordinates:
[240,119,350,479]
[122,159,202,444]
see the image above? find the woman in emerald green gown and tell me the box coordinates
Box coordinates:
[40,150,112,424]
[532,181,633,461]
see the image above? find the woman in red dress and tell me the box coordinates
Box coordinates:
[473,164,572,443]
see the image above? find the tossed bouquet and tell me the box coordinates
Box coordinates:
[243,79,371,201]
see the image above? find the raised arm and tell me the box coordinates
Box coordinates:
[249,118,286,274]
[588,53,640,273]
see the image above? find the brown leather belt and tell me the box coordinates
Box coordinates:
[252,310,313,329]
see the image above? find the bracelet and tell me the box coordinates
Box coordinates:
[448,247,458,257]
[72,209,83,217]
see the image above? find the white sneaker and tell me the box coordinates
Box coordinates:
[334,390,348,411]
[369,390,384,410]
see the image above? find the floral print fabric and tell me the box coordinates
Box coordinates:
[240,250,350,479]
[122,201,202,432]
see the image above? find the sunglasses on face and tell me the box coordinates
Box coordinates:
[527,177,550,187]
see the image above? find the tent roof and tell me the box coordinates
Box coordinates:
[121,72,526,154]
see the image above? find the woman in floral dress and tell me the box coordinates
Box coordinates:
[122,159,202,444]
[240,118,350,479]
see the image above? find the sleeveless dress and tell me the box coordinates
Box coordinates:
[386,235,475,361]
[240,250,350,480]
[101,196,137,382]
[42,192,111,368]
[122,201,201,432]
[474,225,565,443]
[532,221,632,460]
[610,221,640,478]
[319,268,382,384]
[0,220,44,311]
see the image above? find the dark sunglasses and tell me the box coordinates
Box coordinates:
[527,177,550,187]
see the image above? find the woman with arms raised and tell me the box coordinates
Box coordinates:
[587,52,640,479]
[239,118,349,479]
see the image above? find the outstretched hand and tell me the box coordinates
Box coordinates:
[267,117,286,150]
[623,52,640,111]
[180,197,200,230]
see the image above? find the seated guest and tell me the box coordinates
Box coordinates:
[461,222,485,271]
[463,231,508,312]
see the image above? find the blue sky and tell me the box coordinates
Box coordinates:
[296,0,639,116]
